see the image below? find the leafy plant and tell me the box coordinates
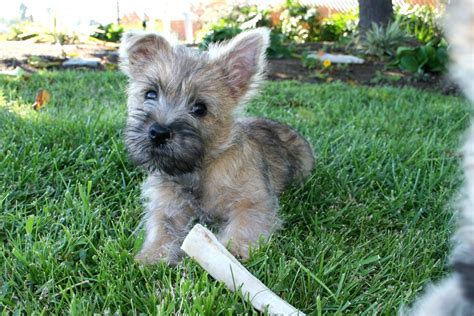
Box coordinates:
[395,43,448,73]
[91,23,124,42]
[49,31,79,45]
[198,3,293,58]
[199,26,292,59]
[7,21,79,44]
[395,4,443,45]
[199,26,242,50]
[266,32,292,58]
[301,53,319,69]
[219,5,272,28]
[7,21,38,41]
[319,10,359,42]
[277,0,320,42]
[364,21,410,58]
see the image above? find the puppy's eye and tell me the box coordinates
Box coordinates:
[145,90,158,100]
[191,101,207,117]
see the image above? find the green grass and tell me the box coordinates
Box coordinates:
[0,71,470,315]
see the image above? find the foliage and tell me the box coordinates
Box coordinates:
[301,53,319,69]
[7,21,79,44]
[200,26,292,59]
[7,22,38,41]
[395,4,443,45]
[267,31,294,59]
[364,21,410,58]
[318,10,359,42]
[199,5,292,59]
[199,0,357,56]
[0,72,469,314]
[50,32,79,45]
[277,2,358,42]
[199,25,242,50]
[219,5,272,29]
[395,43,448,73]
[277,0,319,42]
[91,23,124,43]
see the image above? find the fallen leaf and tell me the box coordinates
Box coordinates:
[32,89,51,111]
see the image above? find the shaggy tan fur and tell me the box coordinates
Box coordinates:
[407,0,474,314]
[119,28,315,264]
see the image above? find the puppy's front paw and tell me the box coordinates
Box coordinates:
[135,243,182,265]
[230,243,250,261]
[220,237,251,261]
[135,247,167,265]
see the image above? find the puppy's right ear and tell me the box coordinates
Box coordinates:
[119,31,171,78]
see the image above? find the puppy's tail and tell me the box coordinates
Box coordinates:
[276,125,315,183]
[243,118,315,194]
[262,118,315,186]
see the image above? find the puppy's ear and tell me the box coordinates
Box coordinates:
[119,31,172,78]
[208,27,270,100]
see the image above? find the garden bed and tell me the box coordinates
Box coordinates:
[0,40,459,95]
[268,57,456,94]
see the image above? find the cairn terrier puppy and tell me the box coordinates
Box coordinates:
[119,28,314,264]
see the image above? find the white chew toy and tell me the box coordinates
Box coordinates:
[180,224,305,315]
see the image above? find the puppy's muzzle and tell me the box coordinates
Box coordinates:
[148,122,171,145]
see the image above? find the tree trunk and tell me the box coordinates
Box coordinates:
[358,0,393,36]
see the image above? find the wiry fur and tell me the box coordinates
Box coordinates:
[119,28,315,264]
[406,0,474,314]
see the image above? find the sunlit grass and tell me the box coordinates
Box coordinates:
[0,71,470,314]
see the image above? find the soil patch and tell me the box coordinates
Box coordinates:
[0,40,460,95]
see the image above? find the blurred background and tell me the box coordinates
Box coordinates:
[0,0,453,92]
[0,0,441,43]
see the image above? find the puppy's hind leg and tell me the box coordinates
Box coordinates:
[218,189,281,260]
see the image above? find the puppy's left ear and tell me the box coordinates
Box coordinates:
[119,31,172,78]
[209,27,270,100]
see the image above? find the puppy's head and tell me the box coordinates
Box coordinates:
[119,28,269,175]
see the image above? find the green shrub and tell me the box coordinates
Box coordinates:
[199,4,293,59]
[7,21,78,44]
[199,25,242,50]
[91,23,124,42]
[277,0,319,42]
[395,4,443,45]
[301,53,319,69]
[267,31,293,58]
[277,2,357,42]
[319,10,358,42]
[364,21,410,57]
[7,21,38,41]
[48,31,79,45]
[395,43,448,73]
[199,26,292,59]
[219,5,272,28]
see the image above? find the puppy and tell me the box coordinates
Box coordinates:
[119,28,315,264]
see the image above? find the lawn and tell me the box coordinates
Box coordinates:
[0,71,470,314]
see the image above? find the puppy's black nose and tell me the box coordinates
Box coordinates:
[148,123,171,145]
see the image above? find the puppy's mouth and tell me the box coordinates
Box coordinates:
[147,144,201,176]
[124,119,204,176]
